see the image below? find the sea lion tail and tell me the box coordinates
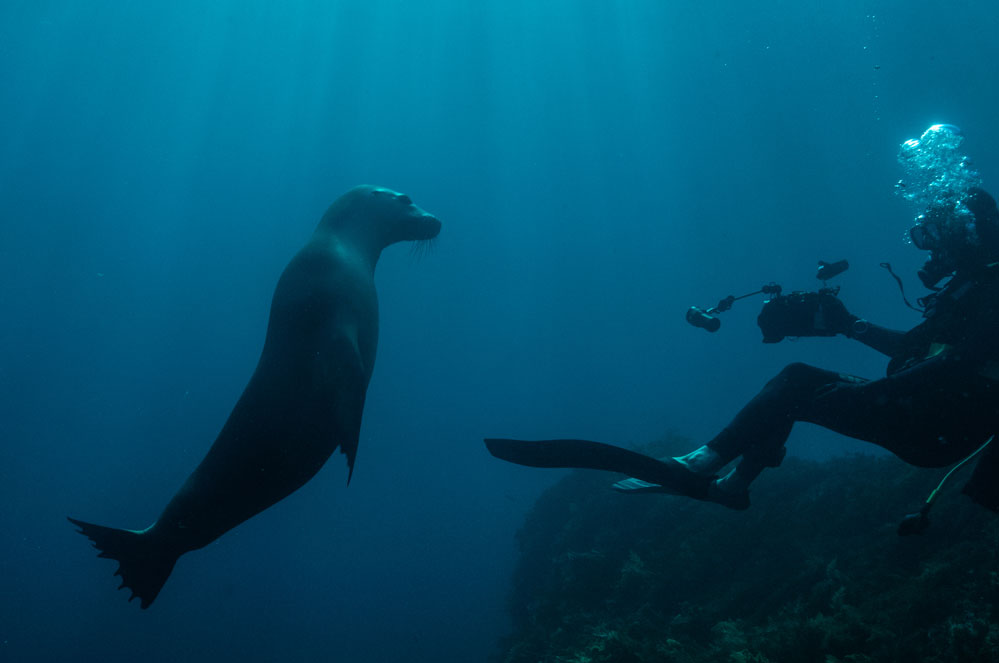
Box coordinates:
[67,517,179,609]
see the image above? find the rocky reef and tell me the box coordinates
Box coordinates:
[496,437,999,663]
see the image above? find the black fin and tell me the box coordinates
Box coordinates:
[484,438,712,500]
[67,517,179,609]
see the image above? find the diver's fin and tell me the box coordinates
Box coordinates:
[612,477,679,494]
[484,438,712,500]
[67,517,178,609]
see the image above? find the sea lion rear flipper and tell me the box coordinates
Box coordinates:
[484,438,712,500]
[67,517,179,609]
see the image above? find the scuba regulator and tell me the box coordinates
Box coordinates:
[686,259,850,342]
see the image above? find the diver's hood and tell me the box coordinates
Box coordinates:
[916,188,999,288]
[966,188,999,249]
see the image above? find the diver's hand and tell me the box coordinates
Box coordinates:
[815,293,857,335]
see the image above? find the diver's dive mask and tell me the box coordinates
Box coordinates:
[912,189,999,288]
[909,205,963,288]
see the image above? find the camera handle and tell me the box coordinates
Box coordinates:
[686,259,848,334]
[714,283,783,313]
[686,283,783,332]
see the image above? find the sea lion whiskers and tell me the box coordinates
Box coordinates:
[409,236,437,261]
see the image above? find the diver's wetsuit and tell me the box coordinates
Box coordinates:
[706,264,999,510]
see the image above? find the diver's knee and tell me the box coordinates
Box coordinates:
[765,362,821,392]
[779,362,819,381]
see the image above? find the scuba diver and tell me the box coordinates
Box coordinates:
[486,125,999,529]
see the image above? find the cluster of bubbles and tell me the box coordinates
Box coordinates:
[896,124,982,242]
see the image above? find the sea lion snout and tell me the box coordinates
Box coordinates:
[372,187,441,242]
[411,212,442,241]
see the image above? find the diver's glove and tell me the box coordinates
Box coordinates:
[814,292,858,335]
[759,291,855,342]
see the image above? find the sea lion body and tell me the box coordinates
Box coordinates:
[70,185,440,607]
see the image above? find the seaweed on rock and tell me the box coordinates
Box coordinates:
[496,435,999,663]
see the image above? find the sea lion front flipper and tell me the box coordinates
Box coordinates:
[484,438,712,500]
[320,327,368,483]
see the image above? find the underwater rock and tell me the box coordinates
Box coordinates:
[496,438,999,663]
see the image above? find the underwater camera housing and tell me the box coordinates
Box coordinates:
[757,287,842,343]
[686,259,849,342]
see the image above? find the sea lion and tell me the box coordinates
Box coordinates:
[69,185,441,608]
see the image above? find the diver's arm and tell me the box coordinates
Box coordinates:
[842,318,907,357]
[816,294,907,356]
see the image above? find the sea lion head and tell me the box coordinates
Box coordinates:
[319,185,441,249]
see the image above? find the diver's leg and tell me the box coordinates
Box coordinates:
[617,363,850,502]
[710,354,996,496]
[797,354,997,467]
[709,356,998,502]
[704,362,853,489]
[672,363,848,479]
[629,363,856,505]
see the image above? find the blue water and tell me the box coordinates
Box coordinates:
[2,1,998,661]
